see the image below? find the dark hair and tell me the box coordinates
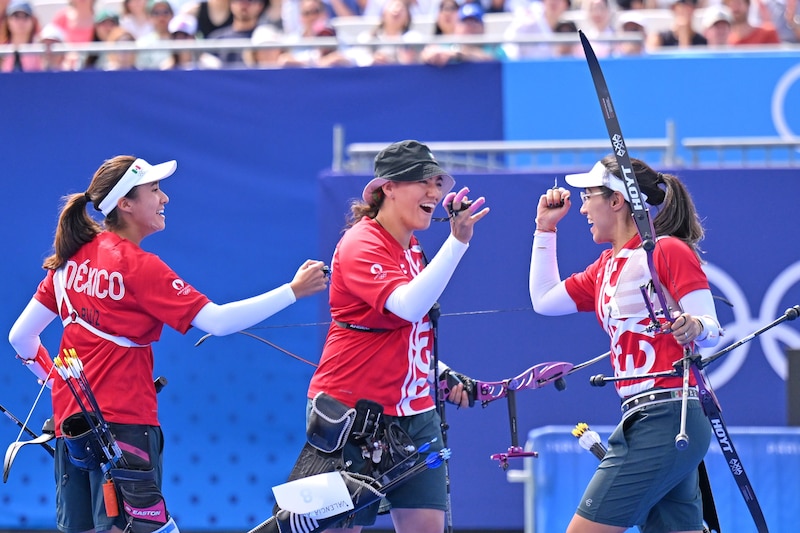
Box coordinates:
[554,20,578,33]
[344,188,385,230]
[599,154,705,256]
[43,155,137,270]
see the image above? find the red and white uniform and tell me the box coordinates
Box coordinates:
[308,217,435,416]
[34,231,210,435]
[564,235,709,398]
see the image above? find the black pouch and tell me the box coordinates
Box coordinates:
[307,392,356,453]
[110,467,171,533]
[350,399,384,443]
[109,423,155,470]
[61,413,104,471]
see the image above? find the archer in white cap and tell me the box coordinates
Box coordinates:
[9,154,329,533]
[529,154,722,533]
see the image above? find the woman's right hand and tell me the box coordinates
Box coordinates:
[289,259,330,299]
[535,187,571,232]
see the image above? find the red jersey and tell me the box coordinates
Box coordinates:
[565,235,709,398]
[34,231,210,434]
[308,217,435,416]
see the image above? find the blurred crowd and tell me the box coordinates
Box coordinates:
[0,0,796,71]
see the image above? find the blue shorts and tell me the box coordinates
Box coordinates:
[55,424,163,533]
[575,398,711,531]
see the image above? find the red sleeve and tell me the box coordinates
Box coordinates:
[125,252,211,334]
[564,251,608,313]
[654,237,709,301]
[33,269,58,314]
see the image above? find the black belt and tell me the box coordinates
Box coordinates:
[621,387,698,415]
[333,320,388,333]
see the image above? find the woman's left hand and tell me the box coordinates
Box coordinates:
[666,312,703,346]
[443,186,490,244]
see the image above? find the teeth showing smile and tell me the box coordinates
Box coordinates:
[421,203,435,214]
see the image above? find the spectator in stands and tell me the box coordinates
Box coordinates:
[579,0,616,57]
[120,0,153,38]
[1,0,42,71]
[348,0,423,65]
[701,3,732,46]
[615,8,647,54]
[551,19,582,57]
[328,0,367,18]
[615,0,644,10]
[503,0,571,60]
[207,0,267,65]
[362,0,437,20]
[136,0,175,69]
[0,0,9,44]
[760,0,799,42]
[285,0,330,38]
[181,0,232,37]
[51,0,95,44]
[82,10,121,69]
[281,0,332,36]
[278,0,352,66]
[161,12,222,68]
[421,2,506,65]
[243,22,283,66]
[434,0,459,35]
[40,22,67,70]
[725,0,781,44]
[646,0,706,48]
[104,26,138,69]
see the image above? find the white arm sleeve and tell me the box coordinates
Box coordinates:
[678,289,722,348]
[529,231,577,316]
[191,283,297,336]
[9,299,57,359]
[385,234,469,323]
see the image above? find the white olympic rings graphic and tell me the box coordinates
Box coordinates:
[771,63,800,140]
[699,261,800,388]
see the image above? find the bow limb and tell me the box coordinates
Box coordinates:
[579,31,673,326]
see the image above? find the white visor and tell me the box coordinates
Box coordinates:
[98,158,177,216]
[564,161,647,204]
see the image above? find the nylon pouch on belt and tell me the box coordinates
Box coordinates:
[110,467,172,533]
[61,413,104,471]
[350,399,384,444]
[307,392,356,453]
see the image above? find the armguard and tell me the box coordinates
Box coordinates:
[17,345,54,389]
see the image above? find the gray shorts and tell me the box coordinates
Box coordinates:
[55,424,163,533]
[575,398,711,531]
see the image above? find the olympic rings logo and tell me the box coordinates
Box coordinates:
[700,261,800,388]
[771,63,800,140]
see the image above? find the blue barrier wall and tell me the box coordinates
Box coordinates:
[523,426,800,533]
[504,52,800,166]
[1,58,799,531]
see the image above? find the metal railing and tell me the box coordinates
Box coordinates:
[332,123,800,172]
